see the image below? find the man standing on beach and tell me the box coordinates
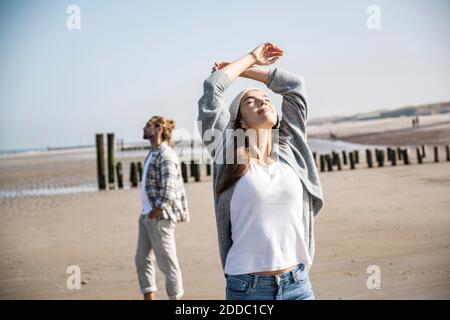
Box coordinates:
[134,116,189,300]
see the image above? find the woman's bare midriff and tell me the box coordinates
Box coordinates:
[252,264,298,276]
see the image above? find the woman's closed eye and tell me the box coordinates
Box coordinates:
[247,99,271,105]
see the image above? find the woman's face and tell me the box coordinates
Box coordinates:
[239,90,277,130]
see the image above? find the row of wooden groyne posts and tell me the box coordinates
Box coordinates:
[95,133,450,190]
[95,133,211,190]
[313,144,450,172]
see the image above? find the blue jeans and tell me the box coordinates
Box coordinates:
[225,263,315,300]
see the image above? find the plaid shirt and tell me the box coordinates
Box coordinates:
[144,141,189,223]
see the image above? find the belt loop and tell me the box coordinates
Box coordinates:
[275,274,282,286]
[291,269,299,284]
[251,275,259,289]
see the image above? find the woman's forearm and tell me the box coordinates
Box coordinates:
[240,67,270,84]
[221,53,256,82]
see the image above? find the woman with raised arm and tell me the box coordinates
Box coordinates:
[197,43,324,300]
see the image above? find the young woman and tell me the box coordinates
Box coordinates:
[197,43,325,300]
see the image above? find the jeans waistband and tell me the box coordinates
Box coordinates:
[225,263,306,281]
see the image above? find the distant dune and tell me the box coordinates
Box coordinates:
[309,111,450,147]
[309,101,450,126]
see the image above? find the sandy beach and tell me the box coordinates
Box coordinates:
[1,113,450,300]
[1,135,450,299]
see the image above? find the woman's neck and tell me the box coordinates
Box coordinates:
[247,128,274,165]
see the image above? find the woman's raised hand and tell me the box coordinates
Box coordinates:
[250,42,284,66]
[209,43,283,81]
[211,61,230,73]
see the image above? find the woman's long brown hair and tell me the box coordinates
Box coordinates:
[216,111,250,195]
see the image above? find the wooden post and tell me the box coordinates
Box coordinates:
[378,150,385,167]
[320,155,325,172]
[390,149,397,166]
[387,148,392,162]
[331,151,337,166]
[397,147,402,160]
[336,153,342,171]
[325,155,333,172]
[446,145,450,162]
[366,149,373,168]
[434,146,439,163]
[95,133,106,191]
[190,160,195,177]
[107,133,115,189]
[416,148,423,164]
[116,162,124,189]
[130,162,138,188]
[325,154,333,171]
[354,150,359,164]
[194,163,201,182]
[206,162,212,176]
[137,161,142,182]
[181,161,188,183]
[421,145,426,158]
[349,152,355,170]
[403,149,410,165]
[342,151,348,165]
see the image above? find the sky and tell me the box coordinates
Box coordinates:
[0,0,449,151]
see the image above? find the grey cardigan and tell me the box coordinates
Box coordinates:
[197,67,325,272]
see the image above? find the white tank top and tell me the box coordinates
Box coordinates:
[225,158,311,275]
